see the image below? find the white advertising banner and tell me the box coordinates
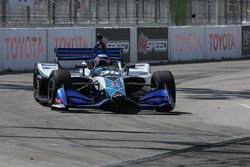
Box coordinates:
[169,27,205,62]
[206,26,241,59]
[47,28,95,61]
[0,28,47,71]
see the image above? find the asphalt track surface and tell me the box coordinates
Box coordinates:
[0,60,250,167]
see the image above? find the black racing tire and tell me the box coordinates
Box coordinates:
[33,63,48,106]
[152,71,176,112]
[48,70,71,110]
[33,63,39,102]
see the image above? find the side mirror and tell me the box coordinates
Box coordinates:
[76,63,87,69]
[125,64,135,69]
[76,63,88,75]
[124,64,135,75]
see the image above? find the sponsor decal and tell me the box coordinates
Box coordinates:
[138,33,168,55]
[110,80,120,88]
[96,28,130,62]
[175,33,203,53]
[209,33,236,51]
[242,30,250,46]
[100,70,120,76]
[105,40,130,54]
[55,97,62,104]
[54,36,88,48]
[4,36,43,59]
[42,64,58,70]
[105,78,125,97]
[242,26,250,55]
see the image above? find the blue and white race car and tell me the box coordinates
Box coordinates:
[33,45,176,114]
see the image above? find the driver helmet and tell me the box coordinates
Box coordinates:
[94,54,110,67]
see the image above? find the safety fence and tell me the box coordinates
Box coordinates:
[1,0,250,27]
[0,25,249,71]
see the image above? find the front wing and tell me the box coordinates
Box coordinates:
[52,86,175,110]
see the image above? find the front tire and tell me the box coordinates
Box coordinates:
[152,71,176,112]
[48,70,71,110]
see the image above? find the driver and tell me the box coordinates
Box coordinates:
[94,54,110,67]
[91,54,110,76]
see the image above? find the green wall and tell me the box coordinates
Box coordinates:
[170,0,189,26]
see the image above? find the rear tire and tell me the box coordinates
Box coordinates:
[152,71,176,112]
[33,64,48,106]
[33,64,39,102]
[48,70,71,110]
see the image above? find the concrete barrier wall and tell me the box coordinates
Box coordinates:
[0,28,47,71]
[169,26,241,62]
[169,26,204,61]
[47,28,95,68]
[0,26,244,71]
[47,28,95,62]
[206,26,241,60]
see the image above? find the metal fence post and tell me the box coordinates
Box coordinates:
[208,0,211,24]
[125,0,128,23]
[232,0,236,24]
[240,0,243,23]
[188,0,191,25]
[88,0,91,22]
[224,0,227,24]
[108,0,110,22]
[215,0,218,24]
[171,0,177,25]
[136,0,139,23]
[26,6,31,27]
[52,0,56,24]
[96,0,99,24]
[2,0,6,27]
[74,0,78,24]
[69,0,72,23]
[48,0,51,24]
[155,0,157,23]
[142,0,145,22]
[116,0,120,23]
[247,0,249,21]
[158,0,161,22]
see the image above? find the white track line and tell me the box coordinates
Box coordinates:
[241,104,250,109]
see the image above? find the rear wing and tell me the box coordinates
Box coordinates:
[54,48,123,62]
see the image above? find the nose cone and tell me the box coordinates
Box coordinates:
[104,78,126,98]
[112,91,126,102]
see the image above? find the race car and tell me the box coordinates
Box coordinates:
[33,47,176,114]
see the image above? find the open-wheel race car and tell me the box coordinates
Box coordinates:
[33,45,176,114]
